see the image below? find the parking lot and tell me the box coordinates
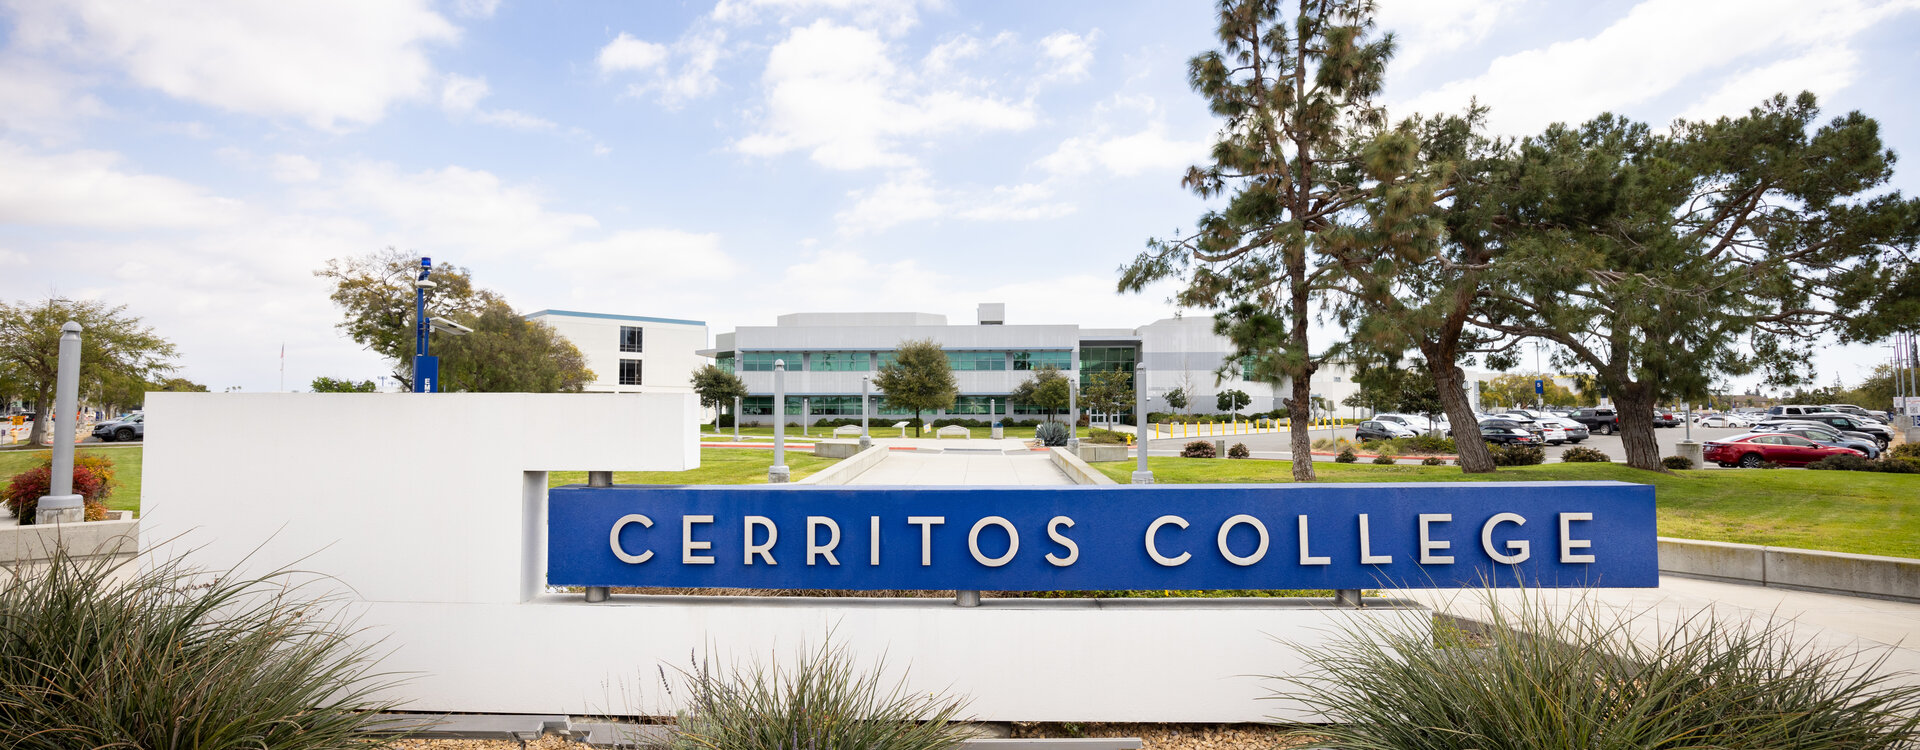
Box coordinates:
[1147,423,1789,469]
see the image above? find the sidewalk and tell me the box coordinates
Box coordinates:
[846,450,1073,485]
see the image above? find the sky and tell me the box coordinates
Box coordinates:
[2,0,1917,394]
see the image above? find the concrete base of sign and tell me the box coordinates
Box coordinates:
[1675,440,1703,469]
[813,440,861,459]
[353,594,1429,723]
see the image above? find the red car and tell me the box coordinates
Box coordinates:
[1703,433,1863,468]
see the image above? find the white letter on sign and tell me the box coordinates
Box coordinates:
[1419,514,1453,564]
[808,517,841,566]
[610,514,653,564]
[1358,514,1391,565]
[683,515,715,565]
[1146,515,1190,566]
[1481,512,1529,564]
[908,516,945,566]
[1217,514,1269,566]
[744,516,778,565]
[968,516,1019,567]
[1559,512,1595,563]
[1045,516,1078,566]
[1297,515,1330,566]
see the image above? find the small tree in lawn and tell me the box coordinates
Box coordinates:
[689,364,749,427]
[1217,388,1250,420]
[873,339,956,437]
[1084,370,1135,428]
[1010,365,1071,422]
[1164,385,1189,417]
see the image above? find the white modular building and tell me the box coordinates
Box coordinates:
[702,304,1362,425]
[525,310,709,395]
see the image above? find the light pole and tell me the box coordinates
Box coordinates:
[412,257,438,393]
[1132,362,1153,485]
[733,395,742,442]
[769,360,790,483]
[36,322,84,524]
[1066,379,1080,452]
[860,376,871,451]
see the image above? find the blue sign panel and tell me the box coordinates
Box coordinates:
[547,482,1657,591]
[1535,378,1545,394]
[413,355,438,393]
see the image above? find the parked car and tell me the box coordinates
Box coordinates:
[1751,420,1883,448]
[1540,415,1590,443]
[1766,404,1829,418]
[1698,413,1754,428]
[1372,413,1437,432]
[1568,407,1619,435]
[1758,413,1891,447]
[1824,403,1892,422]
[1652,410,1681,427]
[1497,412,1568,444]
[1755,425,1882,459]
[1355,419,1417,441]
[1476,418,1542,445]
[91,412,144,442]
[1703,433,1863,468]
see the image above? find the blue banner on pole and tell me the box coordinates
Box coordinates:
[413,355,438,393]
[1535,379,1545,394]
[547,482,1657,591]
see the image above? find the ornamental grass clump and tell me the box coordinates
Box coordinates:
[1279,589,1920,749]
[0,548,405,750]
[667,641,970,750]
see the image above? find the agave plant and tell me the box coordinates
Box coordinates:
[1034,421,1070,447]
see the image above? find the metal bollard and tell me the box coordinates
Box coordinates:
[1334,589,1363,607]
[955,590,981,607]
[586,471,613,602]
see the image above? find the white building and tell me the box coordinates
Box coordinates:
[701,304,1361,425]
[525,310,708,394]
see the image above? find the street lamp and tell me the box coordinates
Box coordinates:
[769,360,790,483]
[412,257,438,393]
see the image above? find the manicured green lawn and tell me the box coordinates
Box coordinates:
[549,447,840,487]
[704,424,1118,441]
[0,445,144,515]
[1093,457,1920,559]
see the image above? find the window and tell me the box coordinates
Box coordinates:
[619,326,643,353]
[947,351,1006,371]
[1012,350,1072,370]
[803,396,867,415]
[742,351,805,371]
[1078,346,1137,387]
[618,359,642,385]
[715,353,735,373]
[810,351,870,372]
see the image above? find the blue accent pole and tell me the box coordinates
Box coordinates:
[413,257,432,393]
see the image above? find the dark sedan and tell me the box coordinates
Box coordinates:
[1476,419,1541,446]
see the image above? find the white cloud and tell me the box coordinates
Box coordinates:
[1374,0,1526,70]
[712,0,927,36]
[1037,30,1097,84]
[597,32,669,74]
[544,229,738,282]
[736,20,1035,170]
[439,74,562,132]
[0,55,107,140]
[923,34,982,75]
[316,161,599,256]
[6,0,458,130]
[1039,126,1208,178]
[454,0,501,19]
[1394,0,1919,135]
[1678,48,1860,123]
[270,154,322,183]
[0,141,243,229]
[834,170,1072,235]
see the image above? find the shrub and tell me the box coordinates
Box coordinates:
[3,452,114,523]
[1034,421,1069,447]
[667,641,970,750]
[1404,433,1457,454]
[1282,590,1920,750]
[1561,445,1611,463]
[1181,440,1216,458]
[0,549,403,749]
[1228,442,1250,459]
[1421,456,1445,466]
[1888,442,1920,459]
[1076,415,1090,428]
[1485,443,1544,466]
[717,413,735,428]
[1661,454,1695,470]
[1311,437,1337,451]
[1807,454,1920,473]
[1371,454,1395,465]
[1335,447,1358,463]
[1082,429,1127,445]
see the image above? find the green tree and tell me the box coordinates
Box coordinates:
[0,299,177,444]
[1345,361,1443,416]
[310,377,377,393]
[432,300,594,393]
[1084,370,1135,425]
[1472,95,1920,470]
[1120,0,1396,481]
[314,248,498,388]
[690,364,749,425]
[1163,384,1190,416]
[1477,374,1576,410]
[1216,388,1251,418]
[873,339,956,437]
[1010,365,1072,422]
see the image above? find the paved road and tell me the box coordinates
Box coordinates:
[1146,424,1766,467]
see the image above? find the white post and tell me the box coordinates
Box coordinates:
[733,395,741,442]
[802,397,810,437]
[37,322,85,524]
[1132,362,1153,485]
[860,376,872,452]
[1066,380,1080,452]
[769,360,790,483]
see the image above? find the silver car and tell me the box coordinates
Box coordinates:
[92,412,144,442]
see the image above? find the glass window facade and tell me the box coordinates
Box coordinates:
[741,351,805,371]
[619,326,643,353]
[802,396,866,415]
[947,350,1006,371]
[715,352,734,373]
[1079,346,1137,386]
[1013,350,1072,370]
[948,395,1008,415]
[618,359,642,385]
[809,351,870,372]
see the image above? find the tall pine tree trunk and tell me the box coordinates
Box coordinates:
[1614,381,1663,471]
[1427,359,1496,473]
[1288,267,1318,482]
[25,389,50,446]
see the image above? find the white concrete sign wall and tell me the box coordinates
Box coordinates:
[140,392,1420,722]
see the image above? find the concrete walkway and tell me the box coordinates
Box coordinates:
[846,450,1073,485]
